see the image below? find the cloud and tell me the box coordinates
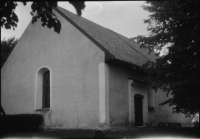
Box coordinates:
[84,2,102,13]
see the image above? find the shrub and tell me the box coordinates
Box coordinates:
[1,114,44,133]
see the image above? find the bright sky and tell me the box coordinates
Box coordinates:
[1,1,150,40]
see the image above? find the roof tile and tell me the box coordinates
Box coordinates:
[56,6,157,67]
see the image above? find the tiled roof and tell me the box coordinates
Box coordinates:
[55,6,157,67]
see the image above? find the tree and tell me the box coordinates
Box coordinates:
[1,1,85,33]
[1,37,18,68]
[133,0,199,115]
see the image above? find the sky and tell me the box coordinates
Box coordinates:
[1,1,151,40]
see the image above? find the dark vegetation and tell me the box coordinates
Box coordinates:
[0,114,44,136]
[1,128,199,138]
[133,0,199,115]
[1,1,85,34]
[1,37,18,68]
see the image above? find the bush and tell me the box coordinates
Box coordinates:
[1,114,44,133]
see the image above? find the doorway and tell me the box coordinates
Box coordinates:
[134,94,143,126]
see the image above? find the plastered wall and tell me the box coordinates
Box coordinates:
[108,64,145,127]
[1,9,105,129]
[108,63,191,128]
[148,89,191,126]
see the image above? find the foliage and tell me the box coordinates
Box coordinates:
[1,114,44,134]
[133,0,199,115]
[192,113,199,126]
[1,37,18,68]
[1,1,85,33]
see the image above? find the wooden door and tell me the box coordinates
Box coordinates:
[134,95,143,126]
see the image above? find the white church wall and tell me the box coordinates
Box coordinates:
[1,8,105,129]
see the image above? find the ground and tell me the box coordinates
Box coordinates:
[1,127,199,138]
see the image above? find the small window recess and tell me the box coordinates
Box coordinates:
[35,67,51,111]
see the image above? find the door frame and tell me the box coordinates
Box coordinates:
[128,79,148,126]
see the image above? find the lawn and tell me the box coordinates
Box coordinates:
[1,127,199,138]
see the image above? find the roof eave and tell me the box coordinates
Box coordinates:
[105,58,145,72]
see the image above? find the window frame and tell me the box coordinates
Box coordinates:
[35,67,51,111]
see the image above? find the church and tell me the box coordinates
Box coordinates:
[1,6,191,129]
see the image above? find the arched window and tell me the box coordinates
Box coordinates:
[36,67,50,110]
[43,71,50,108]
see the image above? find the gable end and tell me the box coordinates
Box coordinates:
[53,7,115,60]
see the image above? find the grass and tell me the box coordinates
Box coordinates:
[1,127,199,138]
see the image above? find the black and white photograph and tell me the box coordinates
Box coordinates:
[1,1,199,138]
